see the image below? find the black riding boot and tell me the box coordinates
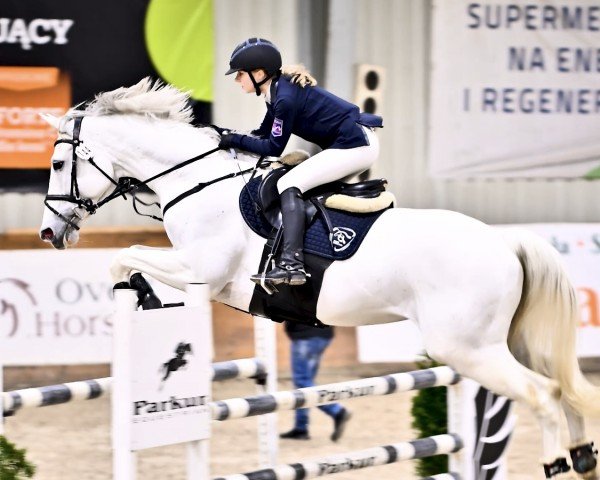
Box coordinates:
[252,187,307,286]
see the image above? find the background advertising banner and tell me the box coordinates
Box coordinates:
[358,223,600,362]
[0,0,213,191]
[429,1,600,178]
[0,249,184,366]
[0,67,70,169]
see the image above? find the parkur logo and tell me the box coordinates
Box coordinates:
[133,341,206,417]
[161,342,193,382]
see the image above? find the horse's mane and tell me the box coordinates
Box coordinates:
[70,77,193,123]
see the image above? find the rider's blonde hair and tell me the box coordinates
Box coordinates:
[281,64,317,88]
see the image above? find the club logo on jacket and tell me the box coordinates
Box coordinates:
[271,118,283,137]
[332,227,356,252]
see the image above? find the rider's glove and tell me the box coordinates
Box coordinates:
[210,124,228,136]
[218,133,237,150]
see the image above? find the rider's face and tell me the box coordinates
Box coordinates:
[235,69,266,94]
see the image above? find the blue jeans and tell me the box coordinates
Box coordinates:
[291,337,342,431]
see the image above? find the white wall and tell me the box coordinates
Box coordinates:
[1,0,598,232]
[351,0,600,224]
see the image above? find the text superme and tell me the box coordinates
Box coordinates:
[0,18,74,50]
[467,4,600,31]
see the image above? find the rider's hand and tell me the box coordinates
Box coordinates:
[218,133,236,149]
[210,124,228,136]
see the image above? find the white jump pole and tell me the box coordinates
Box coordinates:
[112,288,138,480]
[186,283,213,480]
[253,315,278,467]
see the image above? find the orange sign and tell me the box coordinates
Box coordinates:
[0,66,71,169]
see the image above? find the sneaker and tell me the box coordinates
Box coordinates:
[279,428,310,440]
[331,408,352,442]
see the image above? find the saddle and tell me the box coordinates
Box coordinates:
[240,165,395,328]
[257,166,394,233]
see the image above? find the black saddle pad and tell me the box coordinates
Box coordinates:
[239,175,388,261]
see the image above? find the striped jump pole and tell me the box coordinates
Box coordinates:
[424,475,460,479]
[211,366,459,421]
[212,434,462,480]
[2,358,266,416]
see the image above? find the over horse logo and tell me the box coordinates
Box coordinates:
[160,342,193,384]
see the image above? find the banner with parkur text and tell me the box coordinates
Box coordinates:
[428,1,600,178]
[358,224,600,362]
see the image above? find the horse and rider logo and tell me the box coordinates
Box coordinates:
[160,342,193,386]
[0,278,37,338]
[331,227,357,252]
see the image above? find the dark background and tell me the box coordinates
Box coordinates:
[0,0,211,191]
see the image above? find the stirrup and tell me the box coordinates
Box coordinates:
[251,266,308,286]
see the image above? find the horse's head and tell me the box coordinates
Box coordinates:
[39,113,118,249]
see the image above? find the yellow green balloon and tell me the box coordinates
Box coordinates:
[145,0,213,102]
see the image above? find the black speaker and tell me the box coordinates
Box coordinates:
[354,64,385,115]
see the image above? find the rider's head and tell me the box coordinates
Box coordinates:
[225,38,282,96]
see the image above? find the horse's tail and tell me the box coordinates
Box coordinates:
[502,227,600,417]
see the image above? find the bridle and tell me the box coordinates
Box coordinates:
[44,116,120,231]
[44,116,261,230]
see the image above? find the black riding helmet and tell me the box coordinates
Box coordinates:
[226,38,282,96]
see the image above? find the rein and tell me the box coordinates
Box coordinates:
[44,116,249,229]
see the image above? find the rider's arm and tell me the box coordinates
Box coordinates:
[225,97,296,157]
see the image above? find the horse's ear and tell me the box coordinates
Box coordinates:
[39,113,60,130]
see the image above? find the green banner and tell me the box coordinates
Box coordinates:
[145,0,214,102]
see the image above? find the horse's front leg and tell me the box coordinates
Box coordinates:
[110,245,195,291]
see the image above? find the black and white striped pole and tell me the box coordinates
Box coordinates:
[212,434,462,480]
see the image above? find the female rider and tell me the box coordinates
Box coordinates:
[219,38,382,286]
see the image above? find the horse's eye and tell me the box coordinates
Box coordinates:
[52,161,64,171]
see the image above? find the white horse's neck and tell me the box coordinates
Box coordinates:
[81,115,257,209]
[80,114,266,307]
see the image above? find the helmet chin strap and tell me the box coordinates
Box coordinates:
[247,71,271,96]
[248,70,281,96]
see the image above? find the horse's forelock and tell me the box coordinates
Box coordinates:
[76,77,193,123]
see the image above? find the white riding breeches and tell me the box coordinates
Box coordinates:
[276,126,380,194]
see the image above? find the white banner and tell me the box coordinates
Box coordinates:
[0,249,184,365]
[358,223,600,362]
[128,306,211,450]
[429,1,600,178]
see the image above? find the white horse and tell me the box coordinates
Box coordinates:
[39,79,599,478]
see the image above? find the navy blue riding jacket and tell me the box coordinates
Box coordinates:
[227,76,383,157]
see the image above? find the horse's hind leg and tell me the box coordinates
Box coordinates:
[563,400,599,479]
[426,334,566,475]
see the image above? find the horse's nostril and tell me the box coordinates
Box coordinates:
[40,228,54,241]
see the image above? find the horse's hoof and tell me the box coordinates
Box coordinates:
[571,443,598,476]
[544,458,571,478]
[141,294,163,310]
[113,281,131,290]
[129,272,151,293]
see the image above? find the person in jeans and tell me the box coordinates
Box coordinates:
[280,321,351,441]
